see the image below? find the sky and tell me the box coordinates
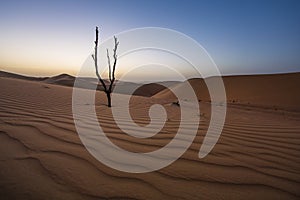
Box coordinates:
[0,0,299,78]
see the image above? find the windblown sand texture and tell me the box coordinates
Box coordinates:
[0,72,300,199]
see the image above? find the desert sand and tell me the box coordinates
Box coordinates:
[0,72,300,199]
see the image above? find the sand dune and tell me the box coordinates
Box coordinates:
[0,70,174,97]
[154,72,300,111]
[44,73,76,87]
[0,74,300,199]
[0,70,48,81]
[132,82,180,97]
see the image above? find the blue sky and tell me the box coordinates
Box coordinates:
[0,0,299,76]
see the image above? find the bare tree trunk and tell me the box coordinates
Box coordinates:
[106,91,112,107]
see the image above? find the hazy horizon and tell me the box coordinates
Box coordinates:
[1,67,300,83]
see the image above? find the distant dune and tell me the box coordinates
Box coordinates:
[154,72,300,111]
[0,70,177,97]
[133,81,180,97]
[43,73,76,87]
[0,70,48,81]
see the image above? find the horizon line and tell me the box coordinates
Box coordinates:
[1,69,300,83]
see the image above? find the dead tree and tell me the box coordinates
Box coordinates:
[92,26,119,107]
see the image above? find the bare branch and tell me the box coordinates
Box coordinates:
[93,26,108,92]
[107,49,112,81]
[109,36,119,92]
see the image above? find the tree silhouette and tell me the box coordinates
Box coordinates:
[92,26,119,107]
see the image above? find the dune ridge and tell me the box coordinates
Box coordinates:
[154,72,300,112]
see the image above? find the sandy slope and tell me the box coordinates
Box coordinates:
[0,76,300,200]
[154,72,300,111]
